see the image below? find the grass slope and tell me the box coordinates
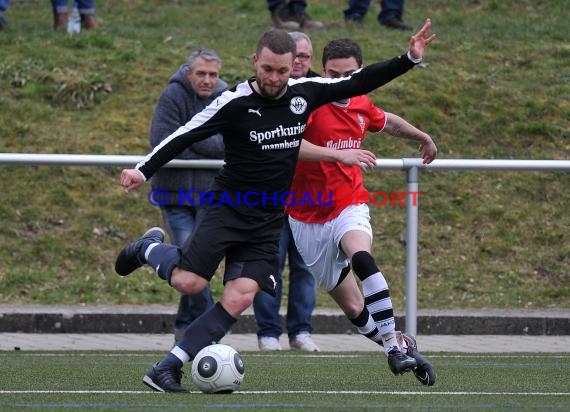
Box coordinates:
[0,0,568,308]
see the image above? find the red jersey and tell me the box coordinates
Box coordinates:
[286,95,386,223]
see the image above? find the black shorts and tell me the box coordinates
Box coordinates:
[178,204,282,296]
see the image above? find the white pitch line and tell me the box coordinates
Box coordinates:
[5,353,570,359]
[1,390,569,396]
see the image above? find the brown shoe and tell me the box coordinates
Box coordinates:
[380,16,412,31]
[53,12,68,31]
[81,14,98,29]
[271,4,300,29]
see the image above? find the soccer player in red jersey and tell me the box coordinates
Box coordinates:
[287,37,438,385]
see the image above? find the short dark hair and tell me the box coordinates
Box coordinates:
[256,29,297,57]
[322,38,363,67]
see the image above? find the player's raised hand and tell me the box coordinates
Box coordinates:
[409,18,436,61]
[419,137,438,164]
[120,169,145,192]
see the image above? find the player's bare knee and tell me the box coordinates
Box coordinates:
[343,300,365,319]
[171,271,207,294]
[224,291,254,308]
[220,289,256,316]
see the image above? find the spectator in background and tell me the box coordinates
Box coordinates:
[288,31,320,79]
[252,32,320,352]
[268,0,324,30]
[0,0,9,31]
[51,0,98,31]
[344,0,412,30]
[149,48,228,343]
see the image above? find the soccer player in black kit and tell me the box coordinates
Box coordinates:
[116,20,435,393]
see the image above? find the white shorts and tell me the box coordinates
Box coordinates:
[289,204,373,292]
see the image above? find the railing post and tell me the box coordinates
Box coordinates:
[405,165,420,336]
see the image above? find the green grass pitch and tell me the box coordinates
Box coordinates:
[0,351,568,411]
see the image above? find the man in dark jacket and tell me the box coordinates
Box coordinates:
[149,48,228,342]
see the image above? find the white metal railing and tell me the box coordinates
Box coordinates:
[2,153,570,335]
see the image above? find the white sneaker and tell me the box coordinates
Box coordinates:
[258,336,282,351]
[290,332,320,352]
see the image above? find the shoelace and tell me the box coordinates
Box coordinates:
[387,348,407,359]
[158,366,184,385]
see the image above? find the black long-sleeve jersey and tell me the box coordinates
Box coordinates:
[136,53,417,216]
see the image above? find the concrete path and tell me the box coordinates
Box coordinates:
[1,305,568,353]
[2,333,569,353]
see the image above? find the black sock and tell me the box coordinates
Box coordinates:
[178,302,237,360]
[349,307,384,346]
[146,243,181,283]
[349,307,370,328]
[352,251,396,337]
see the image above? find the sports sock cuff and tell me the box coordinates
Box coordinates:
[352,251,379,280]
[146,243,181,283]
[349,307,370,328]
[216,302,238,323]
[144,243,159,261]
[171,345,190,364]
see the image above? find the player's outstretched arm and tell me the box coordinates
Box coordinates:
[120,168,146,193]
[384,112,438,164]
[299,140,376,170]
[408,18,437,61]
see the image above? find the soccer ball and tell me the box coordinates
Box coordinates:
[191,343,244,394]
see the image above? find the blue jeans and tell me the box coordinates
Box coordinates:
[51,1,95,15]
[344,0,404,22]
[0,0,8,16]
[161,206,215,333]
[253,217,316,339]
